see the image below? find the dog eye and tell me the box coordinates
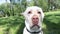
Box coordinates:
[28,11,31,14]
[38,12,41,14]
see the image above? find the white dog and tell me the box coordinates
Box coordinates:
[22,6,44,34]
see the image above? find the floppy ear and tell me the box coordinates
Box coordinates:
[42,10,45,17]
[39,8,44,20]
[42,13,44,18]
[20,12,24,16]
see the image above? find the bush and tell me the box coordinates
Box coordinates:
[0,16,25,34]
[43,11,60,34]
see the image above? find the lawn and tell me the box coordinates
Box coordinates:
[0,10,60,34]
[43,10,60,34]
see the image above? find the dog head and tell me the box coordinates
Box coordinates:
[22,6,44,31]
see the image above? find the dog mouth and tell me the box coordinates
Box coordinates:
[30,24,40,29]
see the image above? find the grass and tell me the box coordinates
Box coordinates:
[0,10,60,34]
[43,10,60,34]
[0,16,25,34]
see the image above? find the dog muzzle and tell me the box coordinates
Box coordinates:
[32,15,39,25]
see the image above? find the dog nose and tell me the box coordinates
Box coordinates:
[32,15,39,25]
[32,16,38,20]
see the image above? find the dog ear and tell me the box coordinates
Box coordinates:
[42,13,44,18]
[20,12,24,16]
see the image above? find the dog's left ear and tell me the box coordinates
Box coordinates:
[39,8,44,19]
[42,12,44,18]
[39,9,44,20]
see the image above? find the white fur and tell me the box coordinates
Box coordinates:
[22,6,44,34]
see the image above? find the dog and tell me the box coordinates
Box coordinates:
[22,6,44,34]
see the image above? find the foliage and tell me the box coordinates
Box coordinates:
[0,3,25,17]
[0,16,25,34]
[26,0,48,11]
[0,0,60,17]
[43,11,60,34]
[37,0,48,12]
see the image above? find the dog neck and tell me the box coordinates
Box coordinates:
[26,28,42,34]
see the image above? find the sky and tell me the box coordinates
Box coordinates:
[0,0,10,5]
[0,0,32,5]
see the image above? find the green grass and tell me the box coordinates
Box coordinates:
[0,16,25,34]
[0,10,60,34]
[43,11,60,34]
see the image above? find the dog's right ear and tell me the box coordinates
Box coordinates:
[20,13,24,16]
[20,12,26,16]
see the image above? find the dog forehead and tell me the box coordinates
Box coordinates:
[25,6,42,13]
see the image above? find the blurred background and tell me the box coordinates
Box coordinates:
[0,0,60,34]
